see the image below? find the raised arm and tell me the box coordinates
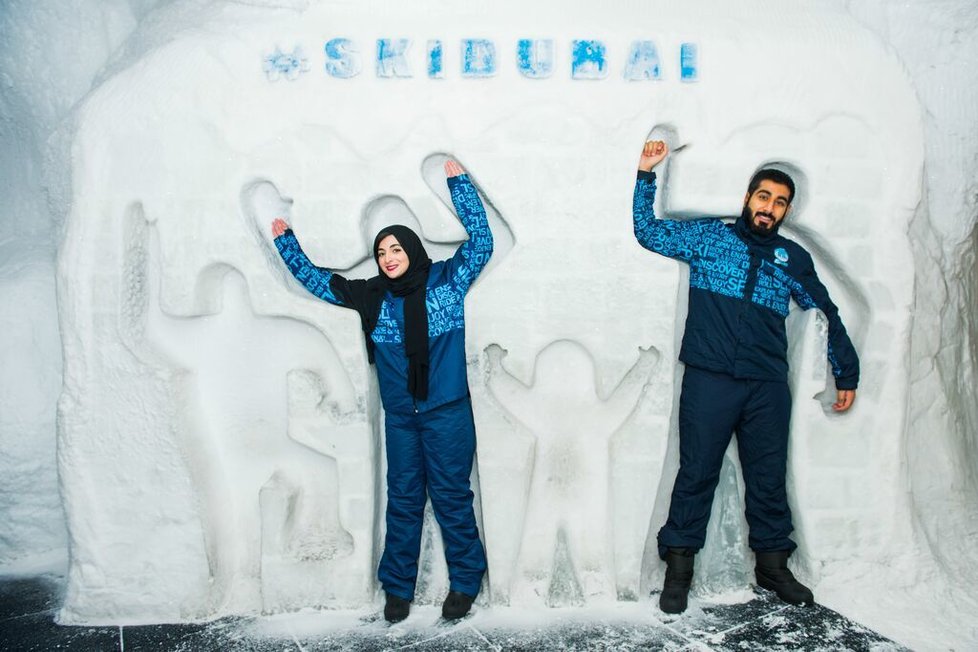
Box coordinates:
[271,218,354,308]
[484,344,544,432]
[633,140,706,262]
[790,251,860,411]
[595,346,660,427]
[444,160,493,293]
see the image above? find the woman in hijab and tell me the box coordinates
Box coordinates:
[270,159,491,622]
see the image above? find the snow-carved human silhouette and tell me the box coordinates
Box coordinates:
[122,209,364,615]
[484,340,658,605]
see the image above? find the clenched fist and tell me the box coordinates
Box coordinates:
[638,140,669,172]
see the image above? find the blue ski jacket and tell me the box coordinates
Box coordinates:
[274,174,493,413]
[633,170,859,390]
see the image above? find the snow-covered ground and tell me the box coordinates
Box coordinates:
[1,1,976,650]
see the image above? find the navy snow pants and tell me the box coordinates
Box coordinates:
[657,366,797,558]
[378,396,487,600]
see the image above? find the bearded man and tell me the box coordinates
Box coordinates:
[632,140,859,614]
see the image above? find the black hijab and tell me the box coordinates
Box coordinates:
[342,225,432,401]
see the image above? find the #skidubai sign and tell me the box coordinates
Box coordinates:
[263,38,700,81]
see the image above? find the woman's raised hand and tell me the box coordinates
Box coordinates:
[271,217,289,238]
[444,159,465,178]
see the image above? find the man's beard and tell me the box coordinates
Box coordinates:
[742,205,779,236]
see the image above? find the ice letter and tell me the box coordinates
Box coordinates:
[623,40,661,81]
[571,40,607,79]
[376,39,412,78]
[461,39,497,78]
[680,42,698,82]
[517,39,554,79]
[427,39,443,78]
[324,38,360,78]
[262,46,309,82]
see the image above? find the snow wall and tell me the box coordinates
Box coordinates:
[1,1,977,649]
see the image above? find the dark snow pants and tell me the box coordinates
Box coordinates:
[657,366,797,558]
[378,396,487,600]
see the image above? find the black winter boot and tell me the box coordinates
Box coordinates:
[384,592,411,623]
[659,547,695,614]
[754,551,814,606]
[441,590,475,620]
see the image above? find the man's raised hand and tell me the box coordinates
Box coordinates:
[639,140,669,172]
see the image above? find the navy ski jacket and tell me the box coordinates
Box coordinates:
[633,170,859,390]
[274,173,493,414]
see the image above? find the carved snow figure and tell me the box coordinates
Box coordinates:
[485,340,658,605]
[120,208,367,615]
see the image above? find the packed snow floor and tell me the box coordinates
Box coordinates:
[2,574,906,651]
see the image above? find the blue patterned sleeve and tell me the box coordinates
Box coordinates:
[790,249,860,390]
[632,171,704,262]
[274,230,349,307]
[444,173,493,294]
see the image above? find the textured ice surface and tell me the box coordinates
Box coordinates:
[0,575,909,651]
[0,577,906,652]
[59,0,919,623]
[1,0,977,650]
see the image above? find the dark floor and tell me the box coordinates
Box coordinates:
[0,575,908,651]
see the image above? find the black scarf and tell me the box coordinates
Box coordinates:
[340,225,432,401]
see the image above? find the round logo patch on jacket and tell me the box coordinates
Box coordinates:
[774,247,789,266]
